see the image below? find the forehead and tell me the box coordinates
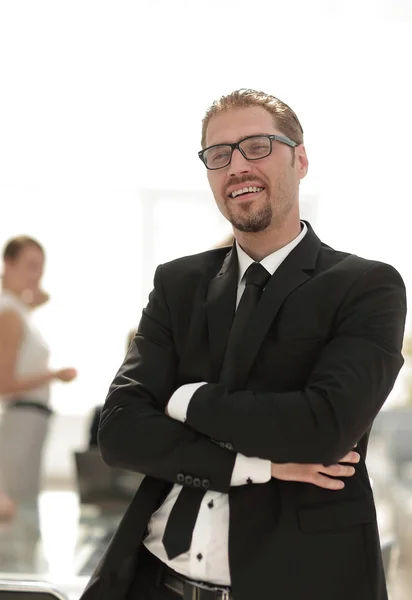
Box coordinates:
[17,245,44,265]
[205,106,278,147]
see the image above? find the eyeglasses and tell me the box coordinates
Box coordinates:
[198,134,298,170]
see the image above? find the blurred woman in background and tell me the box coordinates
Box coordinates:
[0,235,77,506]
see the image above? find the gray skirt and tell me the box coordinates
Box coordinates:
[0,402,51,502]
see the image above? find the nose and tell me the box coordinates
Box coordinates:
[228,148,251,177]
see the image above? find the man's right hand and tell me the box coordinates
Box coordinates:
[270,451,360,490]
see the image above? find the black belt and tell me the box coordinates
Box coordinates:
[141,545,233,600]
[10,400,53,416]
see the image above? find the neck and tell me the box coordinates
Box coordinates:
[1,280,20,297]
[234,216,302,262]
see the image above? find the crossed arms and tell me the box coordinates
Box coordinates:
[99,261,406,493]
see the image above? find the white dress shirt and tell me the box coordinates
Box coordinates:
[144,222,308,585]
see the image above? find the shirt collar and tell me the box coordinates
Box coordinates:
[236,221,308,285]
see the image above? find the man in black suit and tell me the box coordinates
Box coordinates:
[81,89,406,600]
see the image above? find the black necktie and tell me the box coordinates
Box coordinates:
[162,262,271,560]
[221,262,271,379]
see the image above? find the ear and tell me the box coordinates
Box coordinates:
[295,144,309,180]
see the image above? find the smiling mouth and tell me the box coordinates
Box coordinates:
[229,186,264,199]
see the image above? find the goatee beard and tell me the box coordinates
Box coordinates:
[229,204,272,233]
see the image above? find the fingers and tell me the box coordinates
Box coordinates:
[312,473,345,490]
[338,451,360,464]
[319,464,356,478]
[314,454,359,489]
[271,456,359,490]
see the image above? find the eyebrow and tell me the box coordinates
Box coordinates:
[206,132,276,147]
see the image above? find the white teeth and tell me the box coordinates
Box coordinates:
[230,186,263,198]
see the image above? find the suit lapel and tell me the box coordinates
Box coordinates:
[233,223,322,388]
[206,245,239,380]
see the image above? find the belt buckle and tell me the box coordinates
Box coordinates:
[213,590,230,600]
[207,584,231,600]
[188,581,230,600]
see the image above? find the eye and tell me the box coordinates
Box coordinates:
[212,151,230,162]
[250,143,267,153]
[242,138,271,157]
[205,146,231,166]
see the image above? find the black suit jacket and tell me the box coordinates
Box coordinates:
[81,223,406,600]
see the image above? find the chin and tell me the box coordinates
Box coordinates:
[230,206,272,233]
[231,218,271,234]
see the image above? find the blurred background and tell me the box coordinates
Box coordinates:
[0,1,411,599]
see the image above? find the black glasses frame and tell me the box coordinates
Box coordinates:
[198,134,298,170]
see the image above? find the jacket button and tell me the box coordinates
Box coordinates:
[184,475,193,486]
[177,473,185,483]
[225,443,234,451]
[193,478,201,488]
[202,479,210,490]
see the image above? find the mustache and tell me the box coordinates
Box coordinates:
[225,175,265,195]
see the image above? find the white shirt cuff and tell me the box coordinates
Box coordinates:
[230,454,272,487]
[167,382,207,422]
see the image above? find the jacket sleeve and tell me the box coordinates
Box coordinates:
[98,265,236,493]
[185,262,407,465]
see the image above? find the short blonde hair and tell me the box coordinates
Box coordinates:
[201,88,304,149]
